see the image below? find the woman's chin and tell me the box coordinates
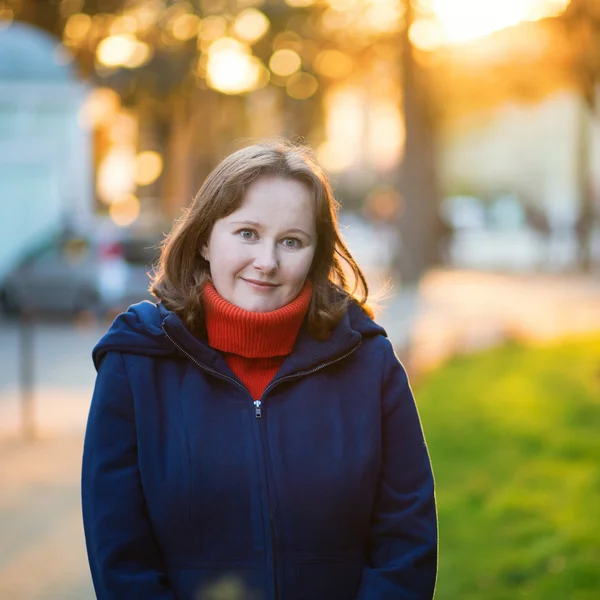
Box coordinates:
[234,294,283,313]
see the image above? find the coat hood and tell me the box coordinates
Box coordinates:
[92,298,387,374]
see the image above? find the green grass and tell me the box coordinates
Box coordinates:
[414,334,600,600]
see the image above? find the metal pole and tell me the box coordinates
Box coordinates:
[19,309,35,441]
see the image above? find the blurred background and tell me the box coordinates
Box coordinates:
[0,0,599,598]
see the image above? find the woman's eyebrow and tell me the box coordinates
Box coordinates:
[230,220,261,227]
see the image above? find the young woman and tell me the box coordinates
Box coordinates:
[82,140,437,600]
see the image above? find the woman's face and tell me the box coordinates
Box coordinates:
[202,175,317,312]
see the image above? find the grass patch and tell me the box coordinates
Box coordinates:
[414,334,600,599]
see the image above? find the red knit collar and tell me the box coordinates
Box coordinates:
[203,281,313,359]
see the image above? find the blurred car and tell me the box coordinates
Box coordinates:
[0,226,163,317]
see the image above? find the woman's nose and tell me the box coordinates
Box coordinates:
[252,243,278,273]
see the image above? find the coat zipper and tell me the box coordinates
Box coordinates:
[252,341,362,418]
[161,324,361,600]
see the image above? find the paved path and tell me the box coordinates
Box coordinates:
[0,435,94,599]
[1,269,599,598]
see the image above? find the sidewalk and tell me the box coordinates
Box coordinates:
[0,435,94,599]
[379,269,600,374]
[1,268,599,599]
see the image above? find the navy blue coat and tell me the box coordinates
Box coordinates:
[82,299,437,600]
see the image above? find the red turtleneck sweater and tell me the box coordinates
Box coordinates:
[203,281,313,400]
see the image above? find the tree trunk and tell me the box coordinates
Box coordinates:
[395,0,442,283]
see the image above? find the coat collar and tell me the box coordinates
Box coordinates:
[159,302,362,382]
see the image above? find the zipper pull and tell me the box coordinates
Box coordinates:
[254,400,262,419]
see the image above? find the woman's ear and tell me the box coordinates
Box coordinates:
[200,245,209,262]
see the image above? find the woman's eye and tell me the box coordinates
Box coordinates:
[238,229,257,240]
[282,237,302,249]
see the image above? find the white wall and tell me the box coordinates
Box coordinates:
[0,80,93,278]
[439,90,595,227]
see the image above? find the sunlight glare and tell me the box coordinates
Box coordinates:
[427,0,570,44]
[206,38,267,95]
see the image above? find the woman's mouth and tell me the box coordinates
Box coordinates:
[242,278,280,290]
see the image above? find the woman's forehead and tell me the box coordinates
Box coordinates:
[225,177,317,228]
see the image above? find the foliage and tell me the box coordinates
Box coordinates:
[415,334,600,599]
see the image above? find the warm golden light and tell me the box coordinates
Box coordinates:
[96,34,152,68]
[60,0,84,18]
[273,31,302,51]
[170,13,201,41]
[319,86,364,172]
[206,38,267,95]
[124,42,153,68]
[320,8,354,32]
[286,72,318,100]
[326,0,361,9]
[135,151,163,186]
[314,49,354,79]
[366,102,404,171]
[109,15,138,35]
[97,148,136,205]
[233,8,270,44]
[198,16,228,41]
[317,140,356,173]
[64,13,92,41]
[269,49,301,77]
[428,0,570,45]
[96,34,137,67]
[109,194,141,227]
[285,0,315,6]
[409,18,444,51]
[78,87,121,130]
[363,0,404,34]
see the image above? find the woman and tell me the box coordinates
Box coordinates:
[82,140,437,600]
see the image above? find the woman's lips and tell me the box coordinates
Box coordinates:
[242,278,280,290]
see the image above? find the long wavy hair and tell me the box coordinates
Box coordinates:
[151,139,373,339]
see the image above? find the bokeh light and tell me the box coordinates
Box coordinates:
[109,15,138,35]
[64,13,92,42]
[363,0,404,34]
[109,193,141,227]
[273,31,302,52]
[198,15,228,41]
[409,18,445,52]
[135,151,164,186]
[78,88,121,130]
[97,148,136,205]
[314,49,354,79]
[206,38,267,95]
[366,185,403,220]
[170,13,201,41]
[269,49,301,77]
[285,0,315,6]
[366,102,405,171]
[286,72,318,99]
[96,34,135,67]
[317,140,356,172]
[233,9,270,44]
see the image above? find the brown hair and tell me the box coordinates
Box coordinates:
[151,139,373,339]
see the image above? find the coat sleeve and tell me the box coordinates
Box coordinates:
[81,351,175,599]
[356,340,438,600]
